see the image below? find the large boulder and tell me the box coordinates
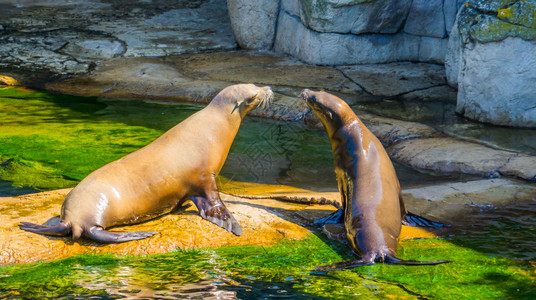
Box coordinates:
[445,0,536,127]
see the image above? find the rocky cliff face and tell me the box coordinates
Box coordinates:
[228,0,465,65]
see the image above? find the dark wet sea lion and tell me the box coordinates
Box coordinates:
[301,89,450,271]
[20,84,273,243]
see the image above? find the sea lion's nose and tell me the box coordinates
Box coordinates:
[301,89,312,101]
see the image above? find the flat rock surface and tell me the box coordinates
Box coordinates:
[389,137,536,181]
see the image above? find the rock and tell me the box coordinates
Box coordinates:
[388,137,536,181]
[299,0,411,34]
[61,39,126,59]
[274,11,447,65]
[445,1,536,127]
[456,37,536,127]
[281,0,301,16]
[404,0,446,38]
[358,112,441,146]
[403,178,536,220]
[227,0,279,49]
[0,0,236,76]
[338,62,449,97]
[444,9,463,88]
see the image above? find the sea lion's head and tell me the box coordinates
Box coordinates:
[301,89,352,135]
[213,84,273,118]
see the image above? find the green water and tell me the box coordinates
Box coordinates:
[0,86,459,195]
[1,87,535,299]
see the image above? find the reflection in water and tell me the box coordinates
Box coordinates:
[450,200,536,260]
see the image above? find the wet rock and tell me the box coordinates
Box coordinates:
[403,178,536,220]
[388,137,536,181]
[61,39,126,59]
[357,112,441,146]
[227,0,279,49]
[338,62,453,99]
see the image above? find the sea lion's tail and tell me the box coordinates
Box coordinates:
[19,219,72,236]
[313,255,451,272]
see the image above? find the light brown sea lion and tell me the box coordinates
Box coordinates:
[301,89,450,271]
[20,84,273,243]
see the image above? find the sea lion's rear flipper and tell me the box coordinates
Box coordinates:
[191,194,242,236]
[313,208,344,226]
[86,226,157,243]
[19,218,71,236]
[313,259,372,272]
[402,211,450,229]
[385,255,452,266]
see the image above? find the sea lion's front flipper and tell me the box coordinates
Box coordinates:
[313,259,371,272]
[19,218,71,236]
[313,208,344,226]
[402,211,450,229]
[86,226,157,243]
[191,193,242,236]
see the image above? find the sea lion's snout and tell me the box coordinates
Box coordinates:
[258,86,274,109]
[301,89,312,102]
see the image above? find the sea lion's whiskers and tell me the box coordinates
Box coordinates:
[260,92,273,110]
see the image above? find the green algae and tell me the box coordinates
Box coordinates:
[0,86,339,193]
[1,236,534,299]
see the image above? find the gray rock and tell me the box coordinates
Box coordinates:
[358,112,441,146]
[274,11,447,65]
[402,178,536,220]
[443,0,462,36]
[456,37,536,127]
[227,0,280,50]
[299,0,411,34]
[404,0,446,38]
[446,1,536,127]
[338,62,448,97]
[444,9,463,88]
[62,39,125,59]
[281,0,301,16]
[388,137,536,181]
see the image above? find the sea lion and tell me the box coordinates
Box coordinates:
[301,89,450,271]
[20,83,273,243]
